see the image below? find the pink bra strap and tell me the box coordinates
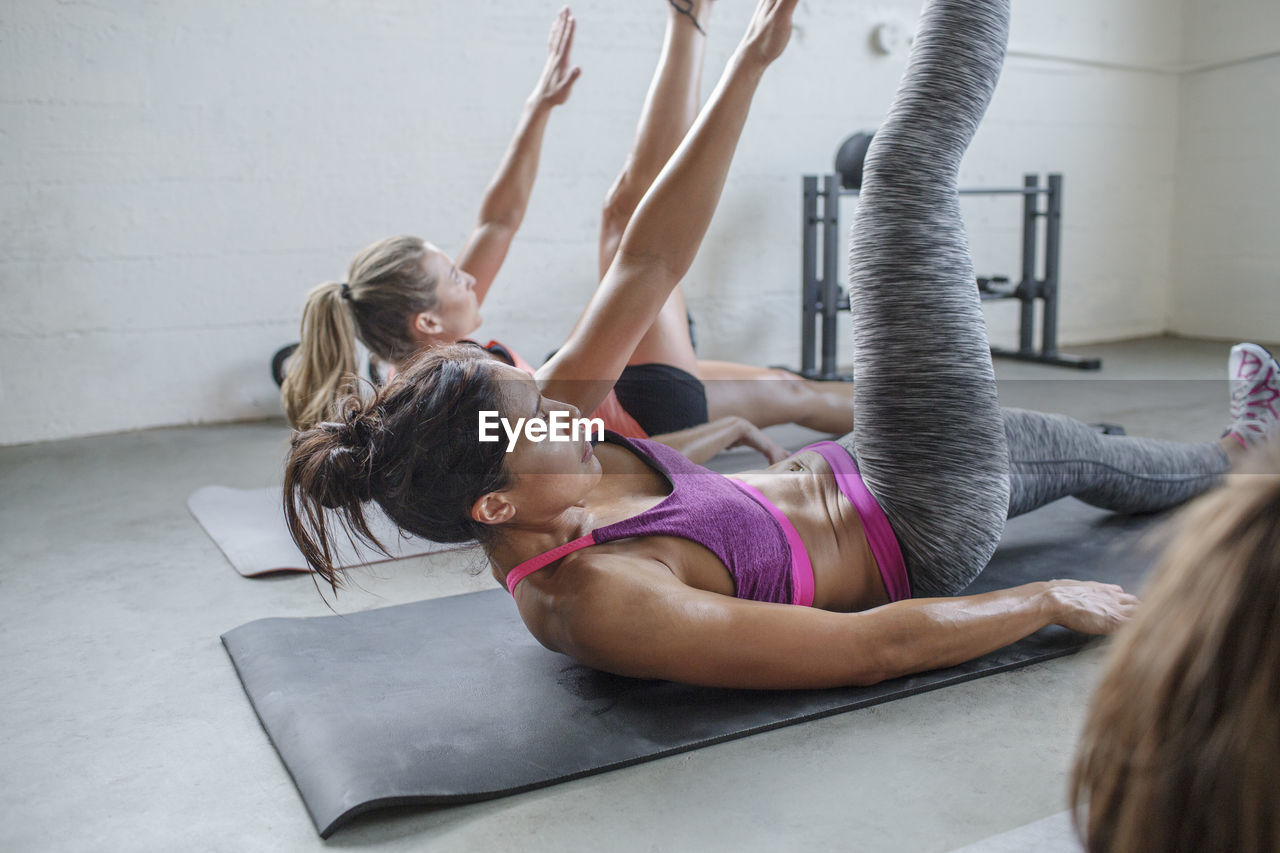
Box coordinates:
[505,533,598,594]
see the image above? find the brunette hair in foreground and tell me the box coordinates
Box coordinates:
[283,343,511,591]
[1071,442,1280,853]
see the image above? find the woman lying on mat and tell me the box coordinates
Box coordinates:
[284,0,1278,689]
[1071,444,1280,853]
[280,0,856,441]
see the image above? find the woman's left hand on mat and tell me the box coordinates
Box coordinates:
[1042,580,1140,635]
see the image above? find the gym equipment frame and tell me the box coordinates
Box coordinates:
[799,172,1102,380]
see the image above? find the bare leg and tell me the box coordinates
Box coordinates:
[599,1,857,435]
[597,0,712,276]
[699,360,855,433]
[598,0,714,374]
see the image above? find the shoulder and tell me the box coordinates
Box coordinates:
[602,432,696,475]
[593,433,658,474]
[484,339,538,374]
[513,548,679,653]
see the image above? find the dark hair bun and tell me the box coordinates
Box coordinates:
[338,396,382,455]
[282,343,515,591]
[302,399,384,508]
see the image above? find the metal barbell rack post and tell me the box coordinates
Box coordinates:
[799,172,1101,380]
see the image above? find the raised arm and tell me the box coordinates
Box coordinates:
[536,0,798,414]
[455,6,581,305]
[535,563,1137,690]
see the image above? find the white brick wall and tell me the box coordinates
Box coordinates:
[1,0,1272,443]
[1169,0,1280,341]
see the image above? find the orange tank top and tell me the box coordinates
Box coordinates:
[388,341,650,439]
[480,340,648,439]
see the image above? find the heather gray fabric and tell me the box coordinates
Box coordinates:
[841,0,1014,599]
[1003,408,1227,520]
[187,485,464,576]
[839,0,1226,596]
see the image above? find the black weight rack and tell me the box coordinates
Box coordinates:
[799,172,1101,380]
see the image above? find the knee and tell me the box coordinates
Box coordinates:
[763,371,817,411]
[601,171,645,238]
[775,373,836,415]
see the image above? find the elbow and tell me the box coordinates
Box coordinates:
[612,244,686,289]
[477,184,526,232]
[478,211,522,235]
[844,663,892,688]
[872,637,925,685]
[842,630,908,687]
[601,172,645,232]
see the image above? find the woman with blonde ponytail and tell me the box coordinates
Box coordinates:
[286,230,788,463]
[282,237,437,430]
[279,2,859,441]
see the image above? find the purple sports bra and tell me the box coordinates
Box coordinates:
[503,432,910,606]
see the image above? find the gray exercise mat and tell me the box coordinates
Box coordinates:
[949,810,1081,853]
[222,498,1168,837]
[188,485,468,576]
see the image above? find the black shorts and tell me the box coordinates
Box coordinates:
[613,363,708,436]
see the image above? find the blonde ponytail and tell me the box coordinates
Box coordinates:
[282,236,439,429]
[282,281,360,429]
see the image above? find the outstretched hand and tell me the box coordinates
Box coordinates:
[738,0,800,67]
[531,6,582,108]
[729,419,791,465]
[1045,580,1140,635]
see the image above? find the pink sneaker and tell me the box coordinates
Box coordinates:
[1225,342,1280,448]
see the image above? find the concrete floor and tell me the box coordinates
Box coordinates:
[0,336,1247,852]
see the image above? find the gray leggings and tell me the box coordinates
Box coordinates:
[837,0,1228,598]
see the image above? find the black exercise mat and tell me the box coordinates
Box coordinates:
[222,498,1169,837]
